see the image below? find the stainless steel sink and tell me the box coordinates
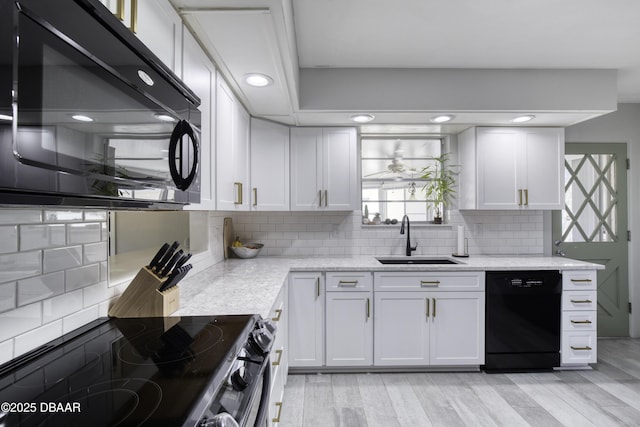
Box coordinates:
[376,257,462,265]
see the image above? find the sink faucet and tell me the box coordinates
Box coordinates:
[400,215,418,256]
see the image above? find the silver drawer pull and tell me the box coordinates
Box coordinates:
[570,345,592,351]
[570,278,592,283]
[570,320,592,325]
[420,280,440,287]
[570,299,593,304]
[338,280,358,286]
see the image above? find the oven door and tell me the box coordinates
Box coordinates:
[0,0,200,208]
[200,351,271,427]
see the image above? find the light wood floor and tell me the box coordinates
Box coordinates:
[278,338,640,427]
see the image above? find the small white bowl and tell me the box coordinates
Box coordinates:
[230,243,264,259]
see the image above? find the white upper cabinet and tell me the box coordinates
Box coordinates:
[250,119,290,211]
[216,75,250,211]
[182,29,215,210]
[290,127,357,211]
[459,127,565,210]
[100,0,183,74]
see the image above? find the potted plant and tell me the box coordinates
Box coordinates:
[419,153,458,224]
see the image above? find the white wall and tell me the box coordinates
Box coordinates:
[565,103,640,337]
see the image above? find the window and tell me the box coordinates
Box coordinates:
[361,136,444,224]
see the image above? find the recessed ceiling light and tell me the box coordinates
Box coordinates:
[430,115,455,123]
[244,73,273,87]
[511,115,535,123]
[154,113,176,122]
[71,114,93,122]
[350,114,375,123]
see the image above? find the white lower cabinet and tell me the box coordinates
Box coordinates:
[373,272,485,367]
[325,272,373,367]
[268,283,288,426]
[288,272,324,368]
[561,270,598,365]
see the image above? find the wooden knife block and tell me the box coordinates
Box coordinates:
[108,267,180,318]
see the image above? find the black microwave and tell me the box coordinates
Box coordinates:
[0,0,201,209]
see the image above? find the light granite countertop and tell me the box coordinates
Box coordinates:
[176,255,603,318]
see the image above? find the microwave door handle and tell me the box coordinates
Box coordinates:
[168,120,198,191]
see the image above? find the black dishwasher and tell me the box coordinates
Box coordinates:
[485,270,562,372]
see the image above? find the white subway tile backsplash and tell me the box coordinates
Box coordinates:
[67,223,102,244]
[0,303,42,342]
[83,282,108,307]
[17,272,65,306]
[0,210,42,225]
[0,339,13,365]
[83,242,107,264]
[44,210,83,222]
[19,224,66,250]
[66,264,100,291]
[14,320,63,357]
[42,290,83,324]
[43,245,82,273]
[62,306,100,334]
[0,282,16,313]
[0,251,42,283]
[0,226,18,254]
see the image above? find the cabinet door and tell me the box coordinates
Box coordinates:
[135,0,182,73]
[429,291,485,366]
[290,128,322,210]
[216,76,236,210]
[182,29,215,210]
[326,292,373,366]
[288,273,324,367]
[522,128,564,209]
[250,119,290,211]
[374,292,430,366]
[234,103,250,210]
[322,128,357,210]
[476,128,521,209]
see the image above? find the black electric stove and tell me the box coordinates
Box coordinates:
[0,315,270,427]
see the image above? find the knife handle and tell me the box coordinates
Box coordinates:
[147,243,169,269]
[160,250,184,278]
[174,253,192,270]
[154,241,180,273]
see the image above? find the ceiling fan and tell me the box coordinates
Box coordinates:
[364,139,418,180]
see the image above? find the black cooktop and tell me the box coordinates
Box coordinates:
[0,315,258,427]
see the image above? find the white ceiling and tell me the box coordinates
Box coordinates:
[172,0,640,131]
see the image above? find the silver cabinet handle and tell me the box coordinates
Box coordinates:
[420,280,440,287]
[518,189,523,206]
[570,299,593,304]
[426,298,430,319]
[316,277,320,298]
[338,280,358,287]
[324,189,328,207]
[253,188,258,207]
[524,189,529,206]
[366,298,370,319]
[234,182,243,205]
[432,298,436,318]
[570,320,592,324]
[571,279,593,283]
[318,190,322,207]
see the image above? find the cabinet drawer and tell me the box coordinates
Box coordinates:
[563,270,597,291]
[561,331,597,364]
[326,272,373,291]
[562,311,597,331]
[563,290,597,311]
[374,271,484,291]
